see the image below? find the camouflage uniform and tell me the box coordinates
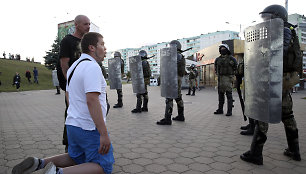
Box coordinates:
[240,5,302,164]
[157,51,185,125]
[186,67,197,96]
[132,58,151,112]
[114,58,124,108]
[214,54,237,116]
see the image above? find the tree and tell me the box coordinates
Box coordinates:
[44,36,60,70]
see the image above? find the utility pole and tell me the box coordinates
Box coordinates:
[285,0,288,11]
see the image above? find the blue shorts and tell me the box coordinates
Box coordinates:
[66,125,115,174]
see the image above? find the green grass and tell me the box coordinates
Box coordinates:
[0,59,54,92]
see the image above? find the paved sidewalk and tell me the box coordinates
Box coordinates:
[1,84,306,174]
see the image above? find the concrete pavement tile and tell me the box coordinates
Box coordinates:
[0,166,9,174]
[145,163,167,173]
[131,147,150,153]
[115,157,132,166]
[122,152,142,159]
[188,163,212,172]
[228,168,253,174]
[153,158,174,165]
[209,161,233,171]
[132,158,153,166]
[206,170,228,174]
[250,168,277,174]
[293,166,306,174]
[174,157,194,165]
[141,152,160,159]
[213,156,235,163]
[230,161,255,171]
[167,163,189,173]
[181,170,203,174]
[122,164,144,173]
[179,151,200,158]
[161,152,180,159]
[2,87,306,173]
[5,153,25,161]
[216,150,236,157]
[149,147,167,153]
[160,171,179,174]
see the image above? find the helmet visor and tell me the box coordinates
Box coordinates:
[261,13,274,21]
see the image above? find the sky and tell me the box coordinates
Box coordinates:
[0,0,305,64]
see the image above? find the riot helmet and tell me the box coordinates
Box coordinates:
[170,40,182,51]
[259,4,288,22]
[114,51,121,58]
[139,50,147,59]
[219,44,230,55]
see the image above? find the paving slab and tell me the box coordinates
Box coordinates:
[1,84,306,173]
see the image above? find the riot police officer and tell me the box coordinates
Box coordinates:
[113,52,125,108]
[157,40,185,125]
[186,64,197,96]
[214,44,237,116]
[240,4,302,165]
[131,50,151,113]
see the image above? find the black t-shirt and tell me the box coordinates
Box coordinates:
[57,35,81,91]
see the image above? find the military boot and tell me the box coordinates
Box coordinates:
[172,106,185,121]
[240,118,255,135]
[157,115,172,125]
[142,94,148,112]
[241,124,250,130]
[225,92,233,116]
[283,120,301,161]
[191,87,196,96]
[240,125,266,165]
[186,88,191,95]
[131,95,142,113]
[214,109,223,114]
[113,100,123,108]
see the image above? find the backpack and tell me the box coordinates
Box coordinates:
[284,23,303,73]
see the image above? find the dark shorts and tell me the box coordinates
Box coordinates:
[66,125,115,174]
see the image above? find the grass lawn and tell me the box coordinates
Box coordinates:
[0,59,55,92]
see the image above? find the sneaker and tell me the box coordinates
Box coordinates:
[131,108,141,113]
[32,162,56,174]
[284,148,301,161]
[172,116,185,122]
[240,150,263,165]
[156,118,172,125]
[12,157,40,174]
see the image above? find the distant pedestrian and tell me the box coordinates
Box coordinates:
[25,70,31,83]
[12,72,21,90]
[52,69,61,95]
[33,67,38,84]
[3,51,6,59]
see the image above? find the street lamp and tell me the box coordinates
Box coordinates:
[225,21,256,39]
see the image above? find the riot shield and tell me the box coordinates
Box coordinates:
[129,56,145,94]
[244,18,284,124]
[108,58,122,89]
[160,44,178,98]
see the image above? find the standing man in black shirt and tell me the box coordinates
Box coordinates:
[58,15,90,152]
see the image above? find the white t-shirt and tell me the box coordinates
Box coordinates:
[65,53,107,131]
